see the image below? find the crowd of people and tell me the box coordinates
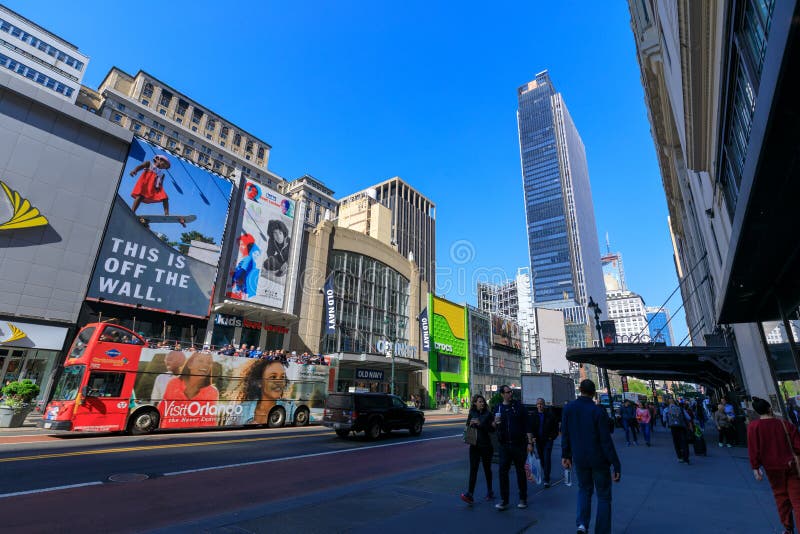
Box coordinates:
[143,339,328,365]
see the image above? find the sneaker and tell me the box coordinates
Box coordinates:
[460,493,474,505]
[718,443,723,447]
[577,526,588,534]
[517,500,528,509]
[543,482,551,488]
[495,502,508,511]
[485,492,495,501]
[726,444,732,448]
[677,459,685,463]
[633,441,639,446]
[646,442,651,447]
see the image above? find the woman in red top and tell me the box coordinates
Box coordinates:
[130,154,171,215]
[748,397,800,534]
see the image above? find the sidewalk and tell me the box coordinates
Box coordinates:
[163,423,782,534]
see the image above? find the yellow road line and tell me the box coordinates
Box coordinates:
[0,422,459,463]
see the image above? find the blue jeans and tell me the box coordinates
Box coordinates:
[640,422,651,444]
[535,438,554,483]
[622,418,638,443]
[575,465,612,534]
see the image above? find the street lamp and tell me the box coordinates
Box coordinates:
[383,315,407,395]
[587,296,612,407]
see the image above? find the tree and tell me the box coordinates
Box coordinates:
[178,231,216,256]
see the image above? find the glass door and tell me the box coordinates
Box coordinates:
[0,349,26,386]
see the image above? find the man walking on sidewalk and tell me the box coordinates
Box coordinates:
[492,385,534,511]
[532,397,559,488]
[667,399,691,464]
[562,379,621,534]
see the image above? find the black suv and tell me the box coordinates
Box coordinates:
[323,392,425,439]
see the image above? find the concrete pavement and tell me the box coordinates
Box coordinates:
[153,421,783,534]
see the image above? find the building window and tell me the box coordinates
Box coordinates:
[183,147,193,156]
[113,113,122,122]
[245,140,253,153]
[206,134,212,140]
[167,139,177,148]
[176,118,182,124]
[220,126,229,139]
[191,109,203,124]
[233,133,241,146]
[191,126,197,132]
[257,147,265,159]
[141,99,149,106]
[206,119,216,131]
[133,123,142,131]
[176,99,188,116]
[159,90,172,108]
[159,109,166,115]
[116,103,125,111]
[142,82,154,98]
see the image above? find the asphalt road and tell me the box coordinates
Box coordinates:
[0,419,463,533]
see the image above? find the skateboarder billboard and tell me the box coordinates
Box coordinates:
[225,180,295,309]
[86,138,234,317]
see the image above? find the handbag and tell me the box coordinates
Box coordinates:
[463,425,478,446]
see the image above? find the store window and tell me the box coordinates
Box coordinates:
[240,327,261,348]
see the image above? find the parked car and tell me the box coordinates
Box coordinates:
[323,392,425,440]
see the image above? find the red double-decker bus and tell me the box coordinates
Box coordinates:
[40,323,337,434]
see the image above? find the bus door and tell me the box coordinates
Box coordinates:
[72,325,143,432]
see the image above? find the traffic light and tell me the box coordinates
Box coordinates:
[600,320,616,346]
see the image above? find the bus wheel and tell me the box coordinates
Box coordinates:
[268,407,285,428]
[294,407,310,427]
[128,409,159,435]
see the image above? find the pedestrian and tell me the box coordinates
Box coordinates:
[492,385,534,511]
[667,399,691,464]
[636,402,652,446]
[714,402,735,448]
[748,396,800,534]
[647,402,658,433]
[561,379,621,534]
[621,400,639,446]
[460,394,495,505]
[531,397,559,488]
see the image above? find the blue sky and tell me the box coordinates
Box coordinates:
[9,0,688,343]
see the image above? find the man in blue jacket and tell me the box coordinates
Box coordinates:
[561,379,621,534]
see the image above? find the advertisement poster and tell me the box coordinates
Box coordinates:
[535,308,568,373]
[86,138,233,317]
[491,315,521,349]
[132,348,331,429]
[226,180,295,309]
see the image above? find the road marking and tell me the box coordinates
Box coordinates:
[0,433,462,499]
[164,434,461,476]
[0,422,460,463]
[0,481,103,499]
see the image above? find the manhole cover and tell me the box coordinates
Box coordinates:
[108,473,149,483]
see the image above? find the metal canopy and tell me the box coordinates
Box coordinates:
[566,344,737,388]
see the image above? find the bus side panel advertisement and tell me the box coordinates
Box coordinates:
[225,180,295,309]
[132,349,329,429]
[86,138,234,317]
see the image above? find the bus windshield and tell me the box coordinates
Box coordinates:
[68,328,95,359]
[51,365,85,400]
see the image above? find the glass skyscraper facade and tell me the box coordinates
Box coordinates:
[517,71,606,347]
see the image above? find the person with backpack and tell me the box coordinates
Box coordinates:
[667,399,691,464]
[748,397,800,534]
[714,402,735,448]
[621,400,639,446]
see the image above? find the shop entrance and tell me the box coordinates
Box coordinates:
[0,347,58,402]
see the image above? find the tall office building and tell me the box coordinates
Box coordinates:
[0,4,88,103]
[517,70,606,348]
[339,177,436,291]
[645,306,674,346]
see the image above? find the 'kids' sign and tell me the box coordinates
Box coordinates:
[86,138,233,317]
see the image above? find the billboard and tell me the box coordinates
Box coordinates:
[535,308,568,373]
[225,180,295,309]
[86,138,234,317]
[131,348,332,428]
[430,296,467,358]
[491,315,522,349]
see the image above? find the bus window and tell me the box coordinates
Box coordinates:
[52,365,85,400]
[98,326,143,345]
[69,328,95,359]
[86,372,126,398]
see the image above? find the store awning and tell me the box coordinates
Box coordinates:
[331,352,428,373]
[566,344,738,388]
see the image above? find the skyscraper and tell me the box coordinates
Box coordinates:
[517,70,606,348]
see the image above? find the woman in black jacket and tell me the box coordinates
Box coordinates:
[461,394,495,504]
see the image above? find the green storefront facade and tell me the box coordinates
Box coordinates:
[428,294,470,408]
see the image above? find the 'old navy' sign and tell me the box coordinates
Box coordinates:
[355,368,384,381]
[418,307,430,352]
[324,272,336,334]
